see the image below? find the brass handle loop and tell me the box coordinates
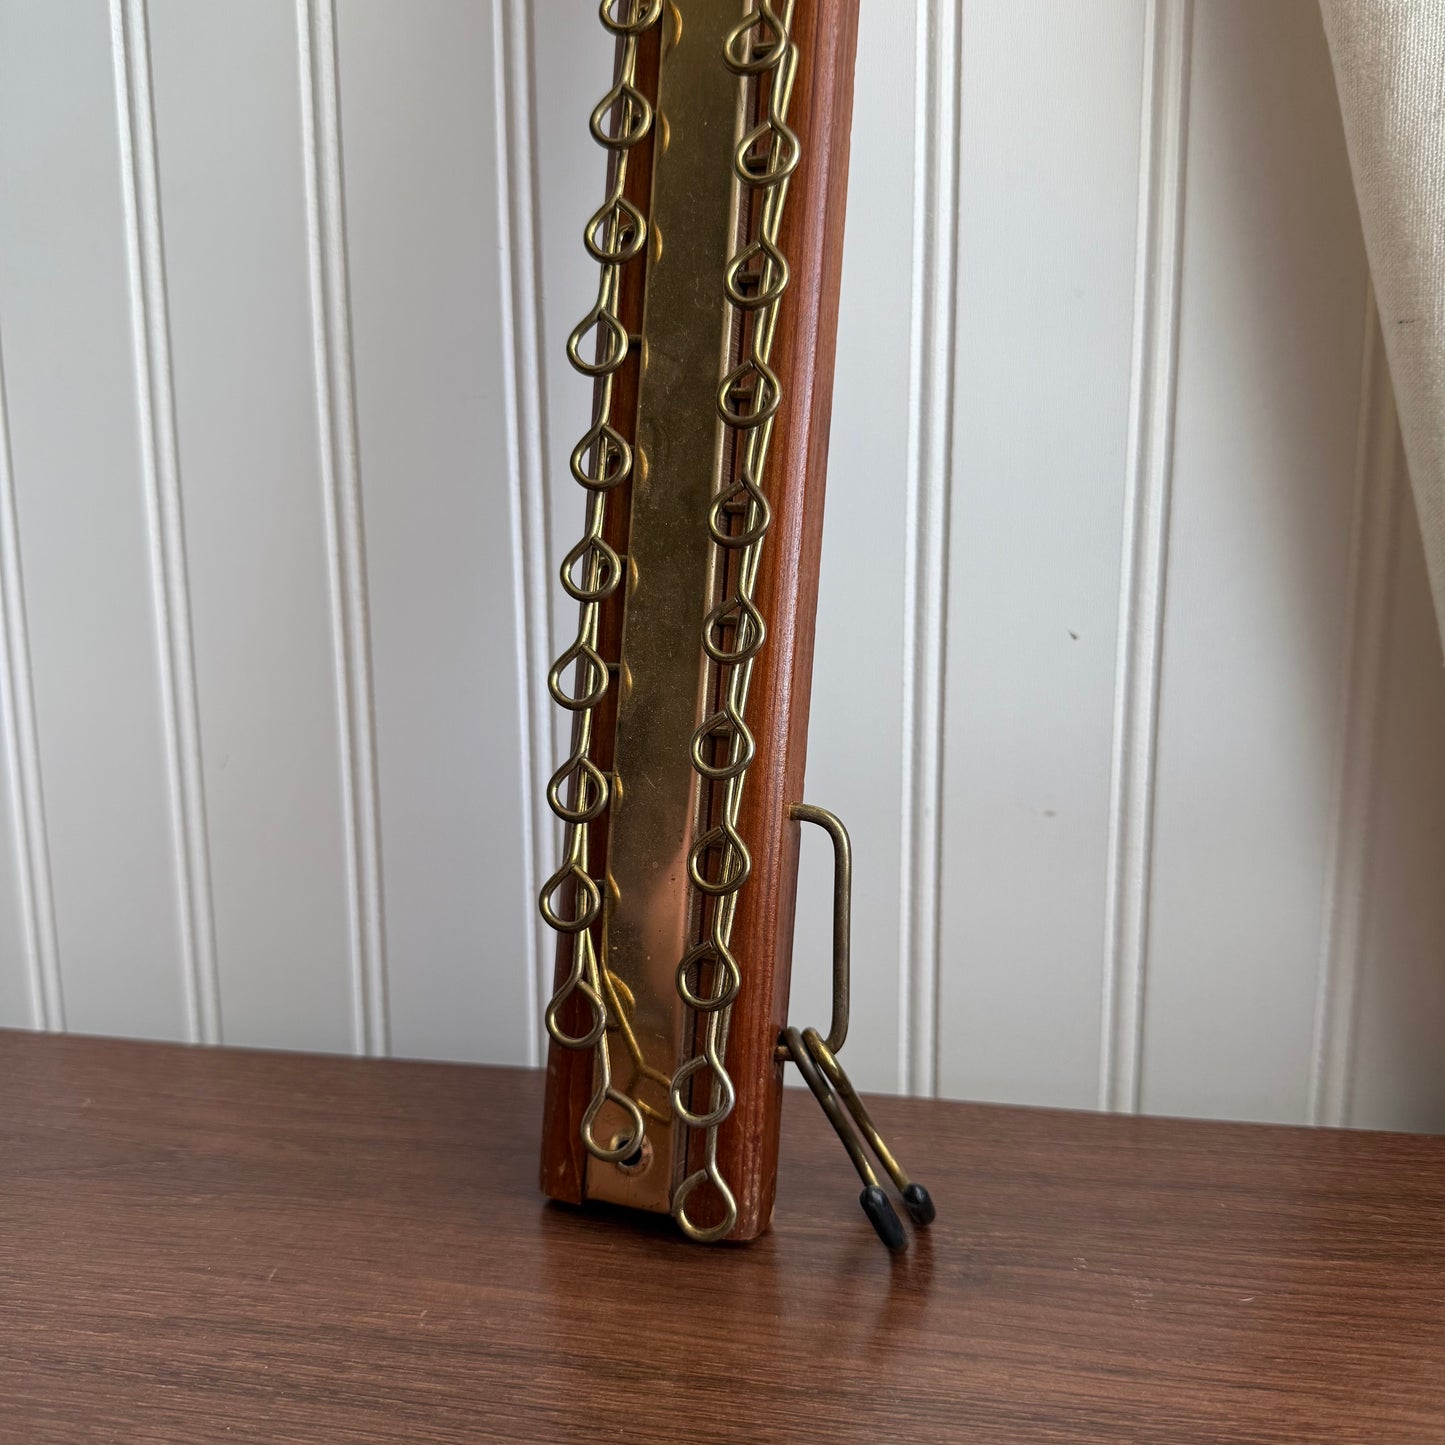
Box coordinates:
[786,803,851,1055]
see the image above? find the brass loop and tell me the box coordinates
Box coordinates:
[598,0,663,38]
[582,1085,647,1163]
[675,939,741,1013]
[547,638,609,712]
[690,708,756,781]
[584,193,647,264]
[570,419,633,492]
[723,4,787,75]
[702,593,766,665]
[547,753,610,826]
[560,534,622,604]
[567,303,630,378]
[544,973,607,1051]
[539,859,602,935]
[717,356,781,429]
[735,116,800,186]
[589,79,654,151]
[687,822,752,897]
[669,1053,737,1130]
[724,235,790,311]
[671,1162,738,1244]
[708,477,771,548]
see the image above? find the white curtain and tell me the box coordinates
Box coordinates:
[1320,1,1445,649]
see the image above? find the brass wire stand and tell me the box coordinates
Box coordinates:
[781,805,936,1252]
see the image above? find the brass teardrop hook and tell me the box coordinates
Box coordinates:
[567,301,630,378]
[539,858,601,936]
[708,473,772,548]
[547,637,609,713]
[598,0,663,37]
[560,534,623,605]
[717,355,781,429]
[690,706,756,781]
[723,2,788,75]
[570,418,633,492]
[584,193,647,265]
[581,1084,646,1164]
[544,971,607,1053]
[734,115,800,188]
[672,1155,738,1244]
[702,591,766,665]
[724,234,791,311]
[687,818,752,897]
[675,938,741,1014]
[546,753,610,827]
[589,75,654,151]
[670,1048,737,1132]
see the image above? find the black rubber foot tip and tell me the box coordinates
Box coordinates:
[902,1182,936,1227]
[860,1185,907,1252]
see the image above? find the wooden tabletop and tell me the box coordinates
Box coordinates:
[3,1031,1443,1443]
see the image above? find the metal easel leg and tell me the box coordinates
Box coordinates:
[782,804,936,1250]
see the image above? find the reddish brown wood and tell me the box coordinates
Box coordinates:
[715,0,862,1238]
[5,1030,1445,1444]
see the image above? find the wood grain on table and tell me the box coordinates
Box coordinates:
[1,1029,1442,1443]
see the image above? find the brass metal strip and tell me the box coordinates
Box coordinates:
[540,0,664,1167]
[582,0,748,1215]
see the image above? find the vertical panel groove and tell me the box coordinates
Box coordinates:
[111,0,222,1045]
[492,0,554,1068]
[296,0,389,1057]
[1308,287,1400,1128]
[1099,0,1192,1113]
[0,331,64,1030]
[899,0,962,1097]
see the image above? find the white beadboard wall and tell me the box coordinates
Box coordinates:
[0,0,1442,1131]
